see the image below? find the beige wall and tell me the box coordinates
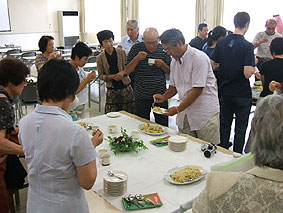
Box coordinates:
[0,0,80,49]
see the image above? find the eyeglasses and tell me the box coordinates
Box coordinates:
[127,28,137,31]
[163,48,171,53]
[144,40,159,46]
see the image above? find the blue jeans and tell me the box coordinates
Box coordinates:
[219,96,252,153]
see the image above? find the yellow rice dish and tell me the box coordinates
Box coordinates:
[170,166,202,183]
[139,124,164,134]
[77,121,88,129]
[153,106,163,113]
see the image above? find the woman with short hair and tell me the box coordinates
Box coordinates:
[70,42,96,119]
[0,58,29,213]
[96,30,135,113]
[19,59,103,212]
[193,95,283,212]
[35,35,62,71]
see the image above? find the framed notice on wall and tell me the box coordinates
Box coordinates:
[0,0,11,32]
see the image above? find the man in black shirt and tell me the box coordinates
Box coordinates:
[211,12,255,154]
[260,37,283,97]
[189,23,208,50]
[117,28,171,126]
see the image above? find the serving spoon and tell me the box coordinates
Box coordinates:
[135,194,155,205]
[108,171,123,180]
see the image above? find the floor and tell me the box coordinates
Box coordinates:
[14,82,255,212]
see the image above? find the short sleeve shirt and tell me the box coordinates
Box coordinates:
[77,67,88,104]
[253,31,282,59]
[260,58,283,97]
[35,54,48,70]
[119,34,143,51]
[0,89,15,134]
[126,42,171,99]
[189,36,208,51]
[211,34,255,98]
[202,43,215,58]
[19,105,97,212]
[170,46,219,130]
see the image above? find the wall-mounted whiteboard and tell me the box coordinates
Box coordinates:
[0,0,11,31]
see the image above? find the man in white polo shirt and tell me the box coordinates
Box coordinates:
[253,19,282,75]
[154,28,220,144]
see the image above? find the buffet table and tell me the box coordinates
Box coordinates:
[81,111,233,212]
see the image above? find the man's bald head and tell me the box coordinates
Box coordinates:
[143,28,159,40]
[265,19,277,35]
[143,28,159,53]
[265,19,277,26]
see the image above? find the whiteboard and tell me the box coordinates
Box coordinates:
[0,0,11,31]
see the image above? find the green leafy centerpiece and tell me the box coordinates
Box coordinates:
[108,128,148,155]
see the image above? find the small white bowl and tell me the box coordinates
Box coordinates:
[130,131,140,140]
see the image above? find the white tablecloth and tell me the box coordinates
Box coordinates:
[81,113,233,212]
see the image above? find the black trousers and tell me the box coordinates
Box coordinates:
[219,96,252,153]
[135,99,168,127]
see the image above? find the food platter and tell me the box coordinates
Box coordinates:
[138,123,165,136]
[76,121,88,129]
[153,107,167,115]
[165,165,207,185]
[107,112,121,118]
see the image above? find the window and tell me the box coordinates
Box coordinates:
[139,0,196,43]
[223,0,283,42]
[85,0,121,42]
[0,0,11,31]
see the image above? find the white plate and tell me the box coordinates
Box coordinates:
[165,165,207,185]
[153,107,167,115]
[168,135,188,143]
[138,123,166,136]
[103,170,128,182]
[107,112,121,118]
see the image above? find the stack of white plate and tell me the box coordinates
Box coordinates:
[103,171,128,196]
[168,135,188,152]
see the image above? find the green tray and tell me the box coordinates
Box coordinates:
[122,193,163,210]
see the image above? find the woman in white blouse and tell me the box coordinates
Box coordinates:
[19,59,103,212]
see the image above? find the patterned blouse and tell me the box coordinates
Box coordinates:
[0,89,15,134]
[35,54,48,70]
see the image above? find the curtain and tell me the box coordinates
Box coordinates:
[213,0,224,27]
[121,0,127,37]
[80,0,86,34]
[128,0,139,21]
[195,0,205,36]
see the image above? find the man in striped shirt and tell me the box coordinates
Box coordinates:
[117,28,171,126]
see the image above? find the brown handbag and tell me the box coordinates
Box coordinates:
[4,134,27,190]
[121,75,131,86]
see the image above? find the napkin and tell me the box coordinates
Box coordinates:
[150,136,170,147]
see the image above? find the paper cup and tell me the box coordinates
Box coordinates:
[148,58,155,66]
[108,125,117,134]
